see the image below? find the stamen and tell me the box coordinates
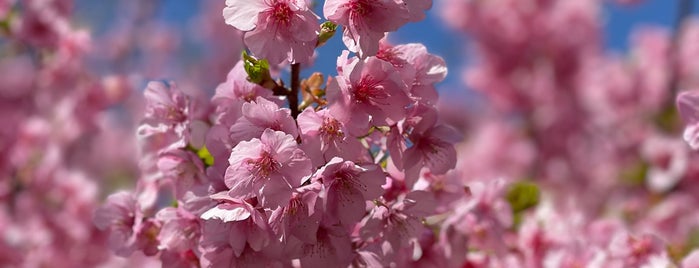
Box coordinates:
[271,2,293,26]
[246,150,280,179]
[353,77,389,105]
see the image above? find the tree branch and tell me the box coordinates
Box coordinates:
[290,63,301,119]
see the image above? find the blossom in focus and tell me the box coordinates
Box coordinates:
[377,41,448,105]
[269,183,322,244]
[392,105,460,177]
[229,97,299,144]
[327,54,410,136]
[297,107,365,167]
[200,193,273,264]
[225,129,312,209]
[313,157,385,226]
[323,0,430,57]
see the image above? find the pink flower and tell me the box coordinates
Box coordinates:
[212,61,281,126]
[361,191,436,251]
[388,105,460,187]
[199,193,280,267]
[212,60,278,105]
[678,90,699,149]
[225,129,312,209]
[200,244,280,268]
[299,225,353,267]
[404,124,459,174]
[93,192,140,257]
[223,0,319,64]
[160,249,200,268]
[442,179,513,256]
[229,97,299,144]
[14,0,69,48]
[156,208,201,253]
[327,55,410,136]
[313,157,385,226]
[137,81,207,152]
[135,218,161,256]
[297,107,365,166]
[143,81,192,126]
[156,149,208,199]
[607,232,667,267]
[269,183,322,243]
[323,0,422,57]
[377,41,448,105]
[200,193,271,257]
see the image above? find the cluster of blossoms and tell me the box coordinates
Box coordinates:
[7,0,699,267]
[0,0,139,266]
[0,0,249,266]
[94,0,469,266]
[436,0,699,266]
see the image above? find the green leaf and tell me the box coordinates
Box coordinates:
[0,8,15,35]
[507,181,540,228]
[317,21,337,47]
[620,161,648,186]
[506,181,540,214]
[197,146,214,167]
[242,51,271,84]
[654,103,681,133]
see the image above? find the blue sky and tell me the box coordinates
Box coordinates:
[309,0,685,91]
[76,0,688,92]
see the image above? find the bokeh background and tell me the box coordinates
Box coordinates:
[4,0,699,266]
[71,0,689,91]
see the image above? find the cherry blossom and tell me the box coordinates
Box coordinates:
[223,0,319,64]
[225,129,312,209]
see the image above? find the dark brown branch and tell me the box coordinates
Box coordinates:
[289,63,301,119]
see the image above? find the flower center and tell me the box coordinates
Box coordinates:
[288,194,307,217]
[348,0,370,16]
[247,150,279,179]
[353,78,389,105]
[271,2,293,26]
[320,117,344,141]
[630,236,653,258]
[165,106,186,122]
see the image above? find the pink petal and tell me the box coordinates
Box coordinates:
[223,0,266,31]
